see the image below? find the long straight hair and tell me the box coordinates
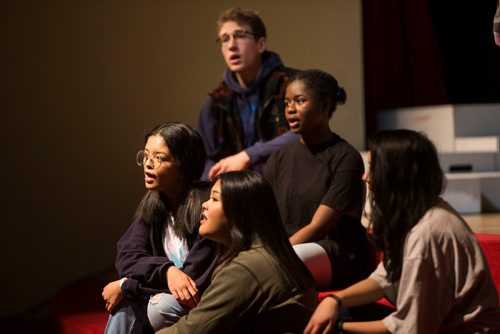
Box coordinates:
[134,123,206,243]
[368,129,444,282]
[215,170,314,290]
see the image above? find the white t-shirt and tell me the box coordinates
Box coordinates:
[163,214,189,268]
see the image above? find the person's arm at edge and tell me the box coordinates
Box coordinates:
[494,0,500,46]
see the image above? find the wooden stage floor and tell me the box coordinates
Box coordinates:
[463,213,500,234]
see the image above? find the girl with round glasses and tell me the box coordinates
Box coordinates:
[102,123,217,333]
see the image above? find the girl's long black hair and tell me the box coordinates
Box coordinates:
[215,170,314,290]
[134,123,206,245]
[368,129,444,282]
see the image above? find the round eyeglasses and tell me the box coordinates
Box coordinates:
[136,150,174,170]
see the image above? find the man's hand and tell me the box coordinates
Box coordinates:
[208,151,251,180]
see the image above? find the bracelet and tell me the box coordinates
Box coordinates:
[325,294,343,308]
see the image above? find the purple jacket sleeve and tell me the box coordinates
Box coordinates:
[121,277,159,301]
[245,130,299,164]
[115,218,172,296]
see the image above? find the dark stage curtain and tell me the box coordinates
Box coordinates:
[428,0,500,104]
[362,0,500,140]
[362,0,448,139]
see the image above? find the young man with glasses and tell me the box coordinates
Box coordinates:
[198,7,299,180]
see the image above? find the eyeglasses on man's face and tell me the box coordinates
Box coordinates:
[216,30,256,45]
[136,150,175,170]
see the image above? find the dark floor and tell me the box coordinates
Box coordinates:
[0,303,58,334]
[0,268,115,334]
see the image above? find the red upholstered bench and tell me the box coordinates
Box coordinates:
[58,312,109,334]
[51,277,110,334]
[475,233,500,299]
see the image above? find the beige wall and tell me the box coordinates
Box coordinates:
[1,0,363,316]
